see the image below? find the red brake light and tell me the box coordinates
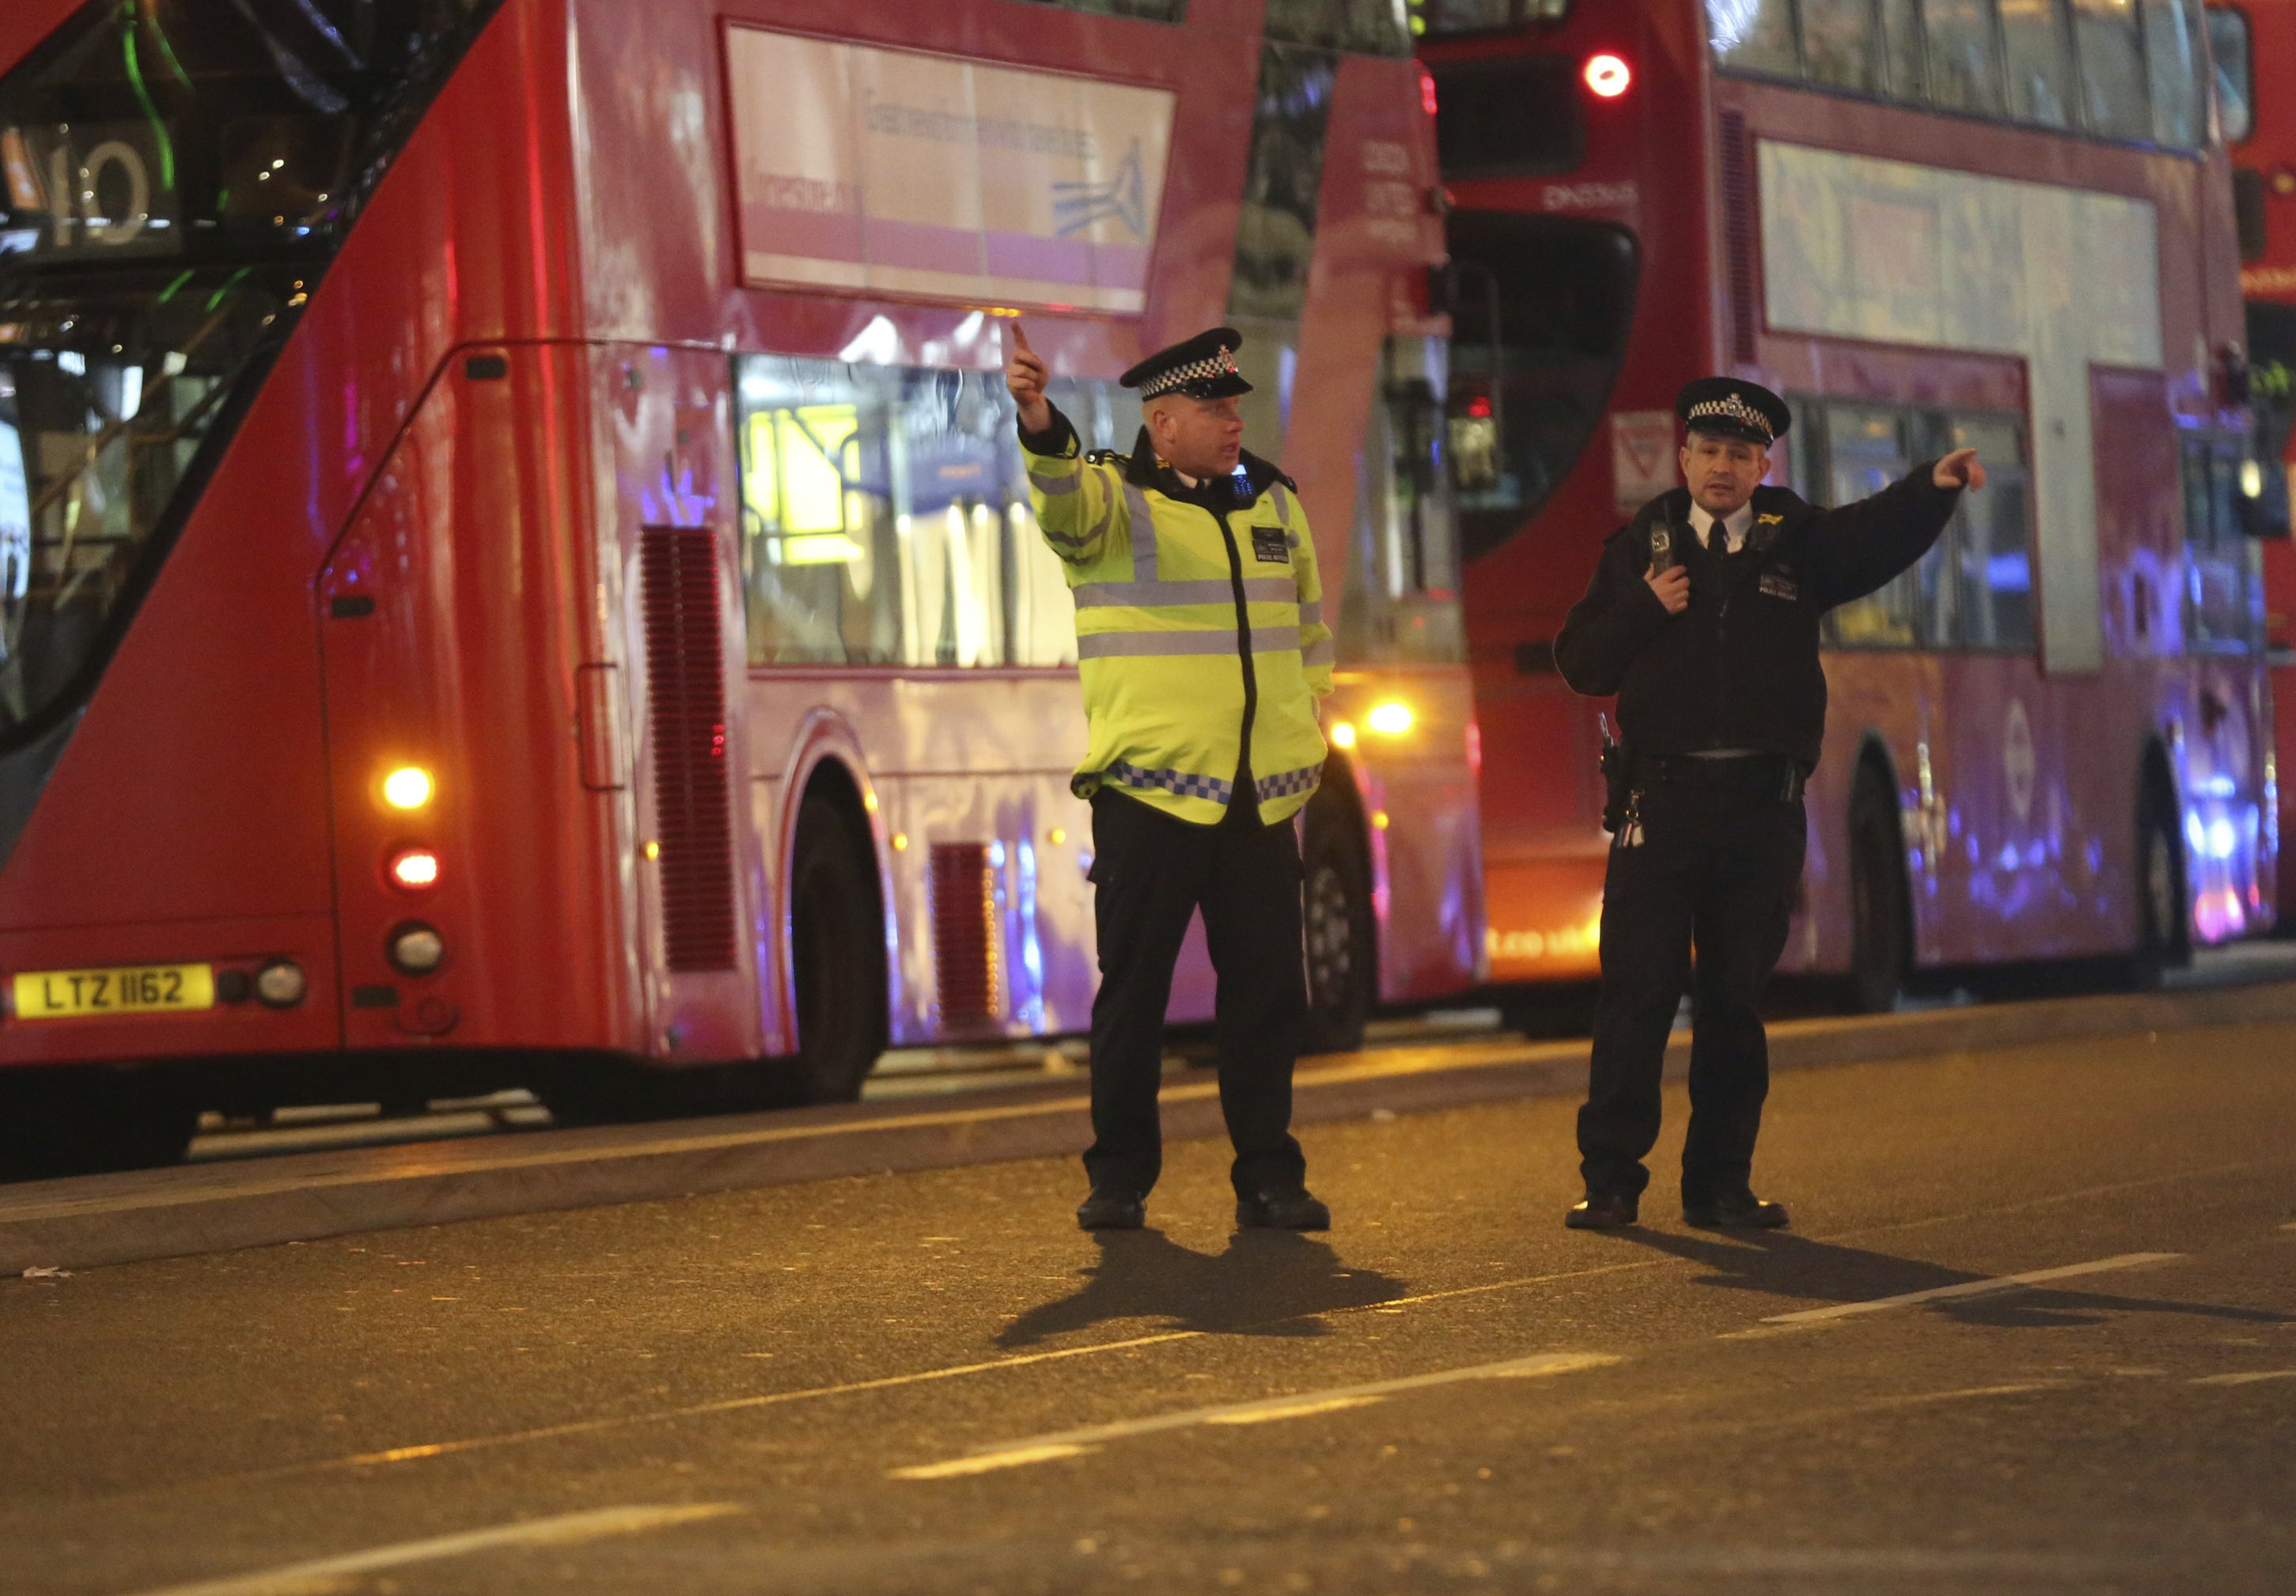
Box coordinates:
[1419,64,1439,119]
[388,847,441,892]
[1585,54,1632,99]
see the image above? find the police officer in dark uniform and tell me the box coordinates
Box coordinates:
[1555,378,1985,1230]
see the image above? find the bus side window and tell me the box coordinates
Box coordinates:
[1999,0,2078,129]
[2143,0,2207,149]
[733,354,1114,671]
[2071,0,2154,139]
[2207,3,2254,144]
[1947,413,2036,652]
[1802,0,1883,93]
[1924,0,2008,117]
[2182,437,2262,654]
[1819,404,1953,650]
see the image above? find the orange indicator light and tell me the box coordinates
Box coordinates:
[382,766,433,809]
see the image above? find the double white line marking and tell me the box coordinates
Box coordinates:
[890,1351,1621,1479]
[894,1250,2190,1479]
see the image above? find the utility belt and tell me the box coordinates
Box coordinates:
[1601,741,1806,836]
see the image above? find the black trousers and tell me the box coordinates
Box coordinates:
[1085,789,1308,1198]
[1579,778,1806,1204]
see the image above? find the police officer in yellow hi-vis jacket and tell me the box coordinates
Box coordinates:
[1007,323,1334,1234]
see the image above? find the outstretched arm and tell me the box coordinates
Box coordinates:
[1806,449,1981,608]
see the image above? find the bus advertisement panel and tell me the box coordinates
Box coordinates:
[1415,0,2274,1012]
[0,0,1483,1175]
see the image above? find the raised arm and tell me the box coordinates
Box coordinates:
[1806,448,1983,608]
[1007,321,1125,567]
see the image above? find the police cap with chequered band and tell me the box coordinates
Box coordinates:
[1121,327,1254,401]
[1677,377,1791,447]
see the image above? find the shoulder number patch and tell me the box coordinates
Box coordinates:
[1250,525,1290,564]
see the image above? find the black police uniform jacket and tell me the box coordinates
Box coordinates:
[1554,468,1962,769]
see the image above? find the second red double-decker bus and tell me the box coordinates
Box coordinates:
[1415,0,2275,1015]
[0,0,1487,1175]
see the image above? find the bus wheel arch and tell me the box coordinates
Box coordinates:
[1847,739,1911,1014]
[1300,755,1379,1055]
[2133,742,2191,984]
[783,759,890,1103]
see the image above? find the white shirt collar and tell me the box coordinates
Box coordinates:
[1688,499,1756,553]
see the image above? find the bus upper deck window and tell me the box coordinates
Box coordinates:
[1707,0,1802,78]
[1802,0,1884,93]
[1880,0,1928,99]
[2206,3,2254,144]
[2072,0,2154,139]
[1999,0,2078,129]
[2143,0,2206,149]
[1925,0,2009,116]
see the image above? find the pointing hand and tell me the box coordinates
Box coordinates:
[1934,448,1987,491]
[1006,321,1051,434]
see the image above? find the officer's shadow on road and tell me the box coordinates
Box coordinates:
[996,1229,1408,1348]
[1608,1226,2290,1331]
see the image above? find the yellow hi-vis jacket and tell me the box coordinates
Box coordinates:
[1024,409,1334,827]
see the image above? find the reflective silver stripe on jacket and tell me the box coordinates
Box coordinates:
[1070,577,1294,609]
[1122,483,1157,582]
[1077,625,1303,659]
[1027,468,1080,496]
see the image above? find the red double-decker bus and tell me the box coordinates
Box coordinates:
[2215,0,2296,923]
[0,0,1486,1175]
[1415,0,2275,1014]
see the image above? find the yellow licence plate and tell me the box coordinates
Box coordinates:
[12,964,216,1021]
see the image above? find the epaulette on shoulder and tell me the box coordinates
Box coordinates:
[1085,448,1129,468]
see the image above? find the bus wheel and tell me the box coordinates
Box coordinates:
[2131,785,2190,988]
[1847,771,1909,1014]
[0,1070,197,1181]
[1301,798,1376,1055]
[786,793,888,1103]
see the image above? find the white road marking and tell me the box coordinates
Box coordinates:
[889,1351,1620,1480]
[2189,1369,2296,1386]
[121,1503,744,1596]
[1761,1253,2182,1325]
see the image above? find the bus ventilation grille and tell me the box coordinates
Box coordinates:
[1718,108,1760,366]
[640,527,737,973]
[929,843,1003,1025]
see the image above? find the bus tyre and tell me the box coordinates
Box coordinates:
[1301,798,1376,1055]
[786,794,888,1104]
[2131,787,2190,988]
[1847,772,1909,1014]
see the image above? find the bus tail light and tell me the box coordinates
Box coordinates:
[388,847,441,892]
[1585,54,1632,99]
[1330,721,1357,749]
[1367,701,1415,735]
[381,765,434,809]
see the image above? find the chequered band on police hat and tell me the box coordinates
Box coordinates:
[1686,392,1774,441]
[1141,346,1241,400]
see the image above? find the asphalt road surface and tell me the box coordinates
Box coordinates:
[5,1019,2294,1595]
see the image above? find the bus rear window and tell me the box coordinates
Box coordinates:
[1427,57,1585,177]
[1441,213,1639,562]
[1411,0,1572,36]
